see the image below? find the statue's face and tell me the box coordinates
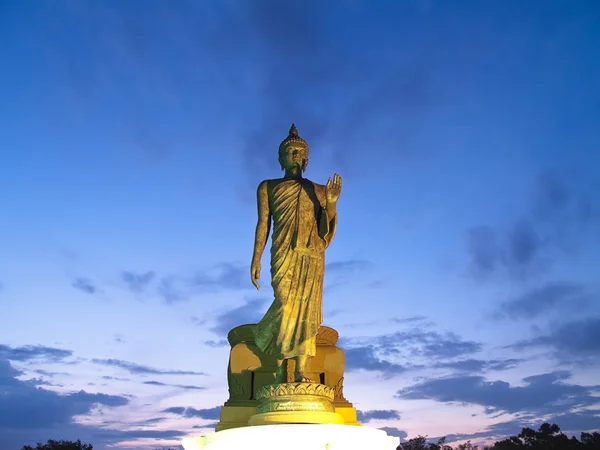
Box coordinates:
[280,144,308,172]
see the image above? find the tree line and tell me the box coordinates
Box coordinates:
[19,423,600,450]
[401,424,600,450]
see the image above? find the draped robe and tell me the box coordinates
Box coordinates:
[254,178,337,359]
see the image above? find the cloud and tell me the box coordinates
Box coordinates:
[326,260,370,274]
[324,259,372,292]
[0,357,128,441]
[204,339,229,348]
[344,346,410,378]
[208,296,268,336]
[495,282,592,320]
[357,409,401,423]
[510,316,600,364]
[120,270,155,293]
[376,329,482,359]
[191,262,247,291]
[466,225,500,275]
[163,406,221,420]
[391,315,429,325]
[71,277,99,295]
[0,344,73,363]
[142,380,205,390]
[433,358,522,372]
[464,171,598,281]
[342,325,482,377]
[396,370,600,416]
[0,355,190,448]
[379,427,409,439]
[91,358,206,376]
[158,263,251,303]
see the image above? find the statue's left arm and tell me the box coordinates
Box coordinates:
[319,173,342,248]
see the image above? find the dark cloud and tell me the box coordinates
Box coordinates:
[379,427,409,439]
[391,316,429,325]
[0,357,128,433]
[142,380,205,390]
[120,270,155,293]
[163,406,221,420]
[433,358,522,372]
[534,172,572,218]
[466,225,500,276]
[91,358,206,376]
[71,277,98,295]
[510,316,600,365]
[465,171,599,281]
[101,375,129,381]
[508,219,543,267]
[342,325,481,377]
[396,371,600,416]
[495,282,593,320]
[204,339,229,348]
[357,409,401,423]
[344,346,411,378]
[377,329,482,359]
[0,344,73,363]
[209,297,268,336]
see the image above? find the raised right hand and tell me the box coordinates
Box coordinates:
[250,260,261,290]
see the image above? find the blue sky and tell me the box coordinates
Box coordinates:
[1,0,599,448]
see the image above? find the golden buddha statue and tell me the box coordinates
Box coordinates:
[250,124,342,384]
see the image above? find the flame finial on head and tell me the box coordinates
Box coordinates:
[279,123,308,152]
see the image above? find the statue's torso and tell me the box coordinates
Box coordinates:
[265,178,327,258]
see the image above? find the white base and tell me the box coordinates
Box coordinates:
[182,424,400,450]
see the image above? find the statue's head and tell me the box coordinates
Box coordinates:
[278,124,309,172]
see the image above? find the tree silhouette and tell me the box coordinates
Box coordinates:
[21,440,93,450]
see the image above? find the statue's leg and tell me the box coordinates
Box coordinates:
[275,359,286,383]
[293,354,313,383]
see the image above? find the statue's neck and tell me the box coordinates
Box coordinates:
[283,168,303,179]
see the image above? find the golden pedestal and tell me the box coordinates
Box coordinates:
[248,382,344,426]
[216,324,360,431]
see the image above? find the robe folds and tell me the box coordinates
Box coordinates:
[254,178,337,359]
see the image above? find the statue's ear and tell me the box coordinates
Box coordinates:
[302,158,309,172]
[279,155,285,171]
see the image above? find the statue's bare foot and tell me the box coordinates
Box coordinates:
[294,373,313,383]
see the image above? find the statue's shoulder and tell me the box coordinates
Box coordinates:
[307,179,326,194]
[257,178,284,194]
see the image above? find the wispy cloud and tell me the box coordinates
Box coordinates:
[120,270,156,293]
[342,324,490,377]
[91,358,206,376]
[510,316,600,365]
[0,344,73,363]
[142,380,205,390]
[208,296,268,336]
[158,262,251,303]
[465,171,598,281]
[204,339,229,348]
[163,406,221,420]
[357,409,401,423]
[71,277,99,295]
[396,371,600,416]
[495,282,593,320]
[0,356,129,447]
